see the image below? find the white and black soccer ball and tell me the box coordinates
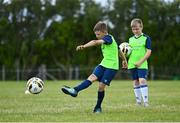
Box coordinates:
[26,77,44,94]
[119,42,132,57]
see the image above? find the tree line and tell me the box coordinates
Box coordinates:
[0,0,179,74]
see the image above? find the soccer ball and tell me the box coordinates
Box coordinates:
[26,77,44,94]
[119,42,132,57]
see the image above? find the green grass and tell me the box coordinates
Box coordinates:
[0,80,180,122]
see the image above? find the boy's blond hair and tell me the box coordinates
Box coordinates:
[131,18,143,28]
[93,21,108,33]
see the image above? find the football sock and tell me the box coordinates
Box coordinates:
[134,85,142,103]
[140,84,148,103]
[74,79,92,92]
[95,91,105,109]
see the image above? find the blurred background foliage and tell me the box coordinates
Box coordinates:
[0,0,179,75]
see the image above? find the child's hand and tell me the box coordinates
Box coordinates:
[76,45,85,51]
[122,60,128,69]
[134,61,141,68]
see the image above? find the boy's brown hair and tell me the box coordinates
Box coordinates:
[93,21,108,33]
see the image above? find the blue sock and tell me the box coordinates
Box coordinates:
[95,91,105,109]
[74,80,92,92]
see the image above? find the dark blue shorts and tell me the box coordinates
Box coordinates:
[92,65,117,86]
[129,68,148,80]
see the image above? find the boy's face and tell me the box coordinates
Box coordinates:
[131,22,143,36]
[94,31,106,39]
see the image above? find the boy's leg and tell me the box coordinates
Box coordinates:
[93,68,117,113]
[139,78,148,107]
[130,69,142,104]
[93,82,105,113]
[61,75,96,97]
[79,65,104,92]
[138,69,149,107]
[61,65,102,97]
[133,80,142,105]
[74,79,92,92]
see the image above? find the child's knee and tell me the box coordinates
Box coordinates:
[87,74,97,82]
[139,78,147,84]
[98,83,106,91]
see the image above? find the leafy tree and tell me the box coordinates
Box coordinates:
[107,0,180,68]
[0,0,179,79]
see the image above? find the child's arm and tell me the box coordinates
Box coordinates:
[76,40,104,51]
[134,49,151,67]
[119,50,128,68]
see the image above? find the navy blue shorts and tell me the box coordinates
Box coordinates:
[129,68,148,80]
[92,65,117,86]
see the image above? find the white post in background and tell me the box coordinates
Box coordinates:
[38,64,47,80]
[150,65,154,80]
[16,60,20,82]
[2,65,5,81]
[75,66,79,80]
[68,66,73,80]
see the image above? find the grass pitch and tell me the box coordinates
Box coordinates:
[0,80,180,122]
